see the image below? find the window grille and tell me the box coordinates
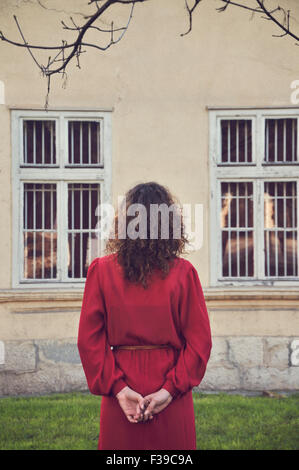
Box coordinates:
[265,118,297,163]
[12,110,111,287]
[264,181,297,277]
[68,121,102,166]
[23,120,56,166]
[221,182,254,277]
[221,119,252,163]
[23,183,57,279]
[67,183,101,279]
[209,109,299,286]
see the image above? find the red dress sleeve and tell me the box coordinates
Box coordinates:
[162,264,212,399]
[77,258,128,397]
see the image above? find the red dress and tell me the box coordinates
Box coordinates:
[77,254,212,450]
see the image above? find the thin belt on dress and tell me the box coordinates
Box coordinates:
[113,344,171,351]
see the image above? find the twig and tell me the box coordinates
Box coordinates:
[181,0,203,37]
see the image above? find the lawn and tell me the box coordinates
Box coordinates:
[0,392,298,450]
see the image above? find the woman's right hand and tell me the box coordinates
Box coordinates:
[116,386,147,423]
[139,388,173,421]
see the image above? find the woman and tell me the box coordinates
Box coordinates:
[77,181,212,450]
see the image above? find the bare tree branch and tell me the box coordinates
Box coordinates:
[0,0,147,74]
[13,14,42,71]
[0,0,149,107]
[1,0,299,109]
[255,0,299,42]
[216,0,261,14]
[190,0,299,44]
[2,0,298,76]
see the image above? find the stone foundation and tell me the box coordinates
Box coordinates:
[0,337,298,397]
[199,336,299,392]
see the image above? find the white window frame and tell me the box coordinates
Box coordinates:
[209,108,299,287]
[11,109,112,289]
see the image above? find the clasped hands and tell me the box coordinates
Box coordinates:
[115,386,173,424]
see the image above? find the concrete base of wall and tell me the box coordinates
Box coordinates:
[0,337,298,397]
[199,336,299,393]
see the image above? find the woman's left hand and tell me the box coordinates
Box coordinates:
[140,388,173,421]
[116,386,147,423]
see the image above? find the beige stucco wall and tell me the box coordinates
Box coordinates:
[1,290,299,342]
[0,0,299,346]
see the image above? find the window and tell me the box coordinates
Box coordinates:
[12,110,112,288]
[209,108,299,286]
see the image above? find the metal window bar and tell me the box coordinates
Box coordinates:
[72,187,75,278]
[24,183,28,279]
[265,119,269,163]
[33,185,36,278]
[292,119,295,162]
[283,182,287,275]
[96,123,100,164]
[50,184,53,278]
[33,122,36,166]
[80,185,83,278]
[266,191,270,276]
[70,122,74,165]
[284,119,287,162]
[80,122,83,166]
[41,188,44,278]
[245,182,248,276]
[88,122,91,166]
[236,121,239,164]
[274,120,278,163]
[293,182,296,274]
[50,122,54,165]
[228,183,231,275]
[24,123,27,164]
[89,189,92,266]
[275,183,278,275]
[228,122,231,163]
[236,182,240,277]
[245,121,248,163]
[42,122,44,165]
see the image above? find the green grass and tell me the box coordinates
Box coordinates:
[193,393,299,450]
[0,392,298,450]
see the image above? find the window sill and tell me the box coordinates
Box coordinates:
[0,289,84,303]
[204,286,299,301]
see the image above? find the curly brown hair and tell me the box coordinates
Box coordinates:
[105,182,189,289]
